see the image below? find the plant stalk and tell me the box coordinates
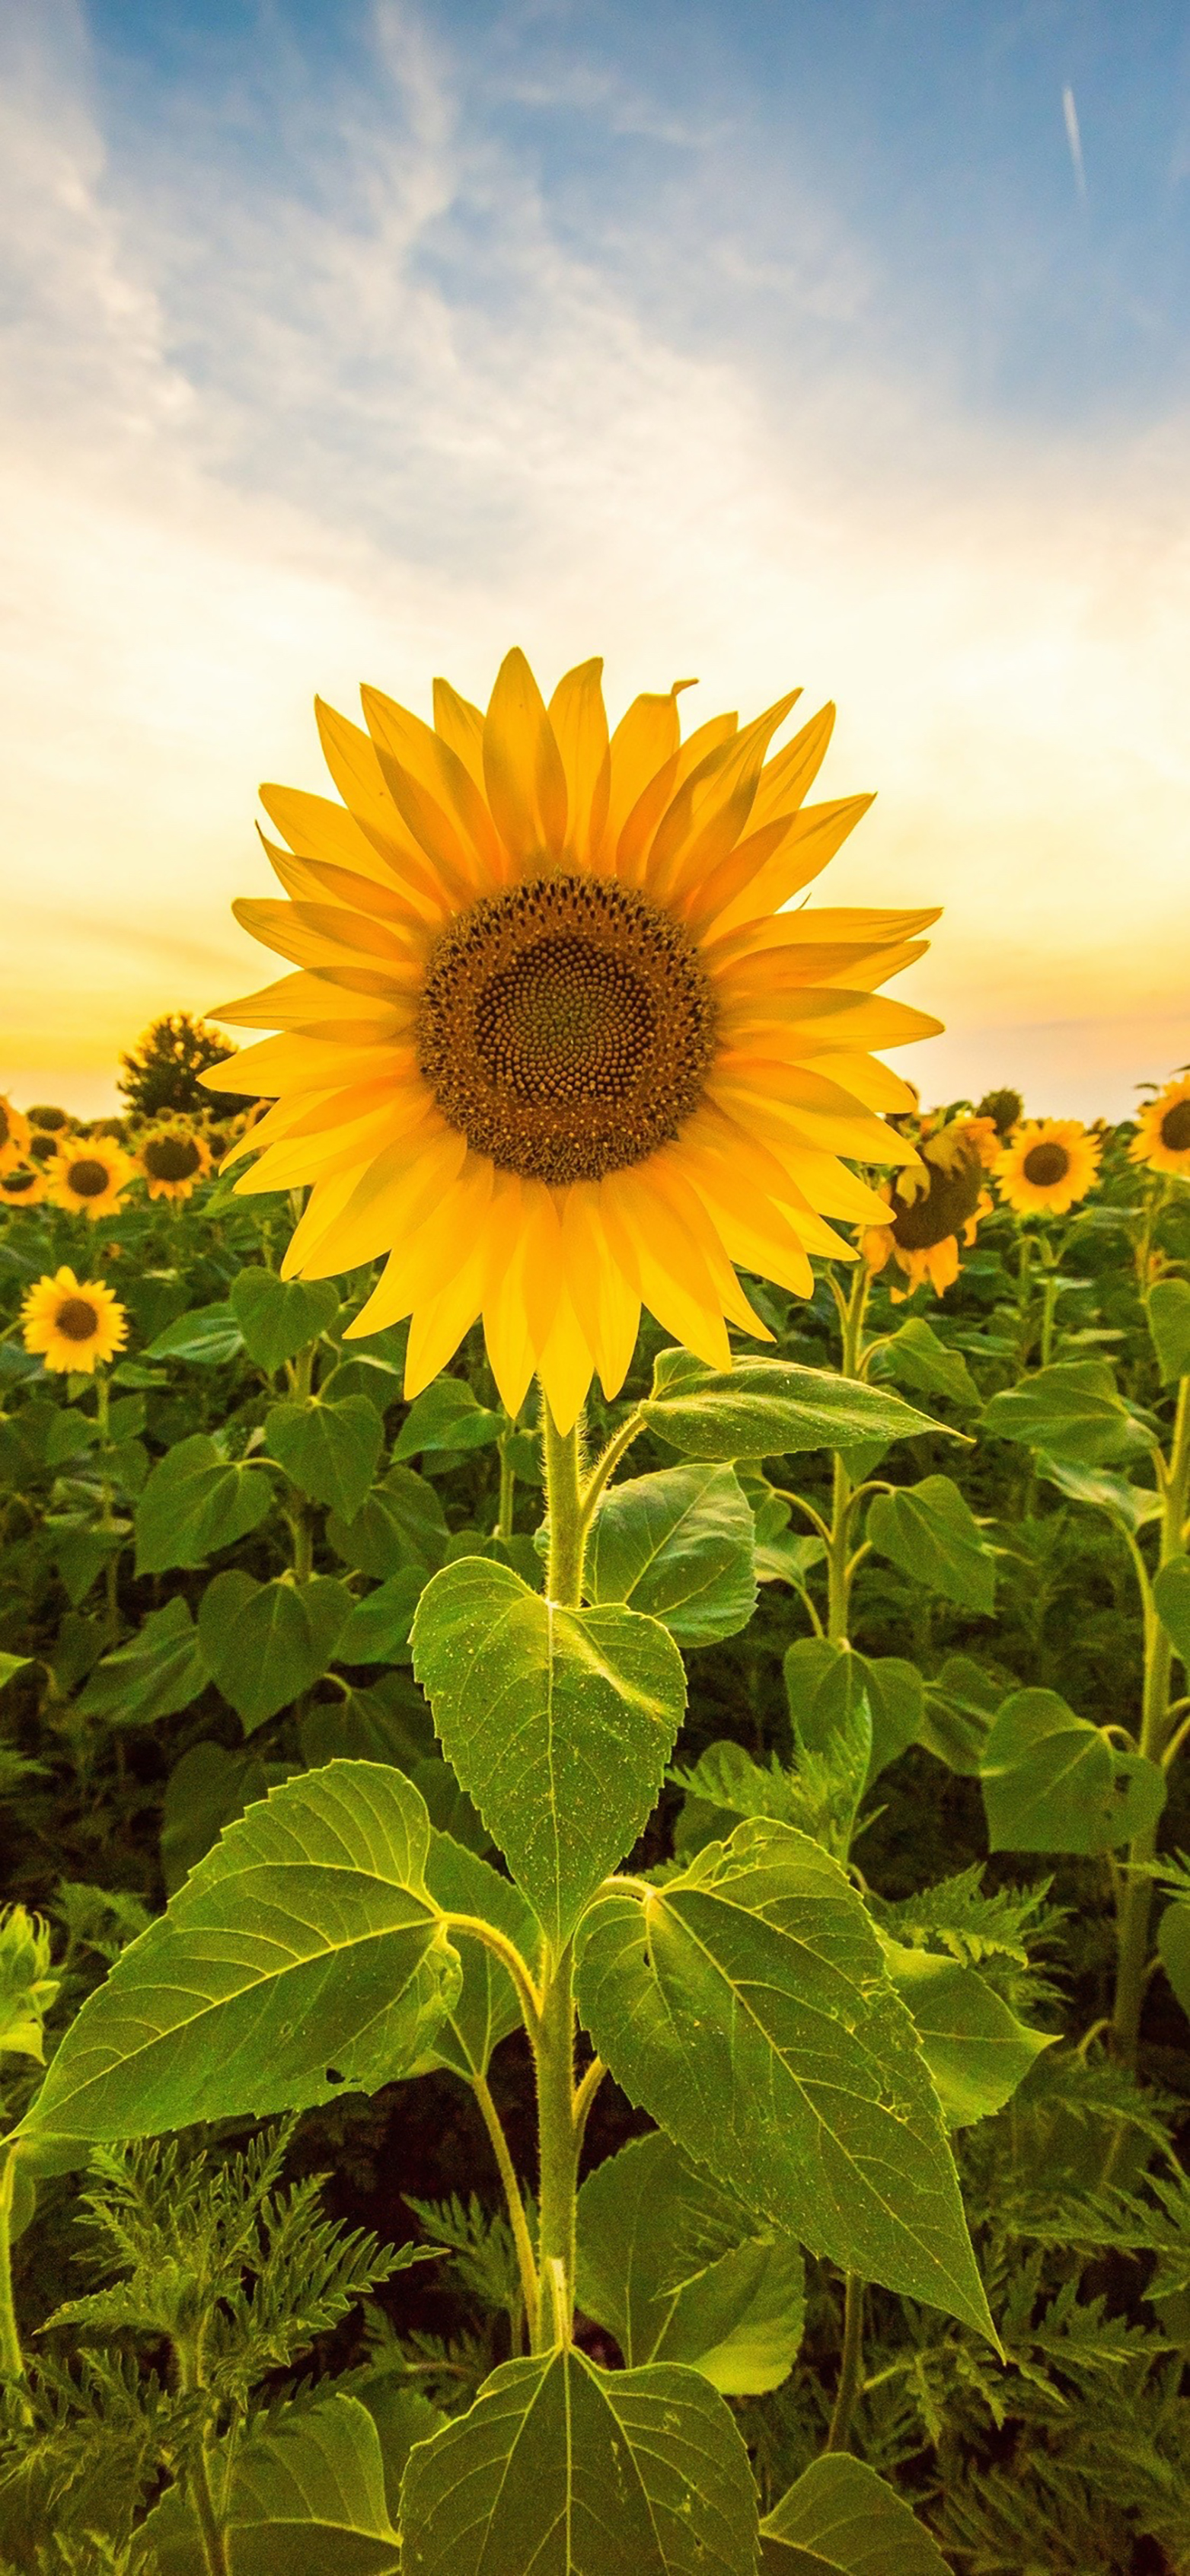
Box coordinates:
[542,1400,586,1607]
[531,1394,592,2351]
[825,2271,864,2453]
[0,2150,24,2385]
[1110,1374,1190,2063]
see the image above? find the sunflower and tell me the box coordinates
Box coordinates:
[0,1097,30,1177]
[21,1268,127,1374]
[996,1118,1100,1216]
[138,1127,212,1201]
[26,1104,70,1134]
[0,1165,48,1209]
[204,650,941,1431]
[49,1138,134,1220]
[863,1115,992,1299]
[1131,1074,1190,1178]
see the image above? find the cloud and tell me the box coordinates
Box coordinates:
[1,0,1188,1119]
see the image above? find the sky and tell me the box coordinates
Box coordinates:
[1,0,1188,1119]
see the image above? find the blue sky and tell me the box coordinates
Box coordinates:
[2,0,1188,1112]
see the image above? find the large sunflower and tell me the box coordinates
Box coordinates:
[139,1128,212,1202]
[863,1115,994,1299]
[996,1118,1100,1216]
[0,1097,30,1178]
[206,651,941,1429]
[49,1139,134,1220]
[0,1165,48,1210]
[1131,1074,1190,1178]
[21,1268,127,1374]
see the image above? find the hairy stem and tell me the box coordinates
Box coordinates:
[471,2071,540,2346]
[542,1400,586,1607]
[0,2151,24,2386]
[825,2271,864,2453]
[1111,1374,1190,2063]
[496,1431,517,1541]
[531,1942,579,2352]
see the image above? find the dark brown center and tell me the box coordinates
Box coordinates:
[1022,1141,1070,1187]
[28,1105,67,1132]
[144,1135,202,1181]
[1160,1099,1190,1154]
[3,1169,37,1196]
[30,1133,60,1164]
[67,1157,112,1198]
[56,1297,99,1341]
[0,1106,8,1146]
[890,1146,984,1252]
[418,875,716,1183]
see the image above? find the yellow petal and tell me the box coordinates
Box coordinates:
[605,1167,732,1370]
[537,1287,595,1440]
[616,711,736,886]
[363,684,509,892]
[548,659,611,867]
[345,1157,495,1337]
[259,782,442,911]
[704,794,877,941]
[483,648,568,870]
[405,1251,486,1398]
[290,1122,467,1279]
[644,692,800,907]
[560,1184,640,1400]
[604,686,684,860]
[260,834,434,941]
[799,1050,920,1113]
[750,701,836,827]
[432,678,487,786]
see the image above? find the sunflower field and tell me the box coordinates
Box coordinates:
[2,659,1190,2576]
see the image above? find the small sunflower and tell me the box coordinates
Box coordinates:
[49,1138,134,1220]
[29,1131,66,1167]
[0,1097,30,1177]
[1131,1074,1190,1178]
[975,1086,1023,1142]
[0,1165,47,1209]
[26,1104,70,1134]
[203,650,943,1429]
[996,1118,1100,1216]
[138,1128,212,1202]
[21,1267,127,1374]
[863,1116,992,1300]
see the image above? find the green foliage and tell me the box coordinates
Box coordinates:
[761,2451,949,2573]
[643,1346,944,1460]
[980,1687,1166,1853]
[866,1473,997,1612]
[197,1569,353,1731]
[585,1463,758,1646]
[116,1013,237,1119]
[576,2129,806,2392]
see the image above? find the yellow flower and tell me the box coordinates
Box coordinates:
[21,1267,127,1374]
[1131,1074,1190,1177]
[0,1097,30,1177]
[0,1166,48,1209]
[205,650,941,1431]
[863,1116,991,1300]
[996,1118,1100,1215]
[49,1138,134,1219]
[138,1128,212,1201]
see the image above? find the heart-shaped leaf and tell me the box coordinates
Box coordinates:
[199,1570,354,1732]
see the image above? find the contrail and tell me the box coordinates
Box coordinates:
[1062,85,1087,202]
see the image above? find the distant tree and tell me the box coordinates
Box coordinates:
[117,1013,241,1120]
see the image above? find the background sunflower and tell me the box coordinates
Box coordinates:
[0,1167,48,1209]
[996,1117,1100,1215]
[863,1114,992,1298]
[1131,1074,1190,1176]
[206,649,941,1428]
[49,1139,134,1220]
[138,1128,212,1202]
[21,1268,127,1374]
[0,1097,30,1177]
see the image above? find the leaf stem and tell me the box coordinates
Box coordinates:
[471,2070,540,2345]
[1110,1371,1190,2064]
[531,1942,579,2352]
[578,1406,648,1537]
[440,1913,543,2037]
[0,2150,25,2386]
[825,2270,864,2453]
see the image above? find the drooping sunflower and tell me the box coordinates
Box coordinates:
[996,1118,1100,1216]
[0,1165,48,1210]
[21,1268,127,1374]
[863,1115,994,1299]
[0,1097,30,1178]
[205,650,943,1429]
[49,1138,134,1220]
[1131,1074,1190,1178]
[138,1128,212,1202]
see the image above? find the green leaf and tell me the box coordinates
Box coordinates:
[230,1266,340,1371]
[577,2129,805,2393]
[760,2451,949,2574]
[1154,1556,1190,1665]
[585,1464,758,1646]
[336,1571,425,1666]
[159,1739,271,1894]
[576,1819,993,2336]
[75,1596,209,1726]
[145,1301,245,1365]
[400,2345,759,2576]
[47,1518,128,1606]
[17,1760,461,2152]
[981,1687,1167,1854]
[327,1466,449,1578]
[1157,1901,1190,2023]
[0,1652,30,1693]
[879,1939,1055,2127]
[982,1360,1153,1468]
[199,1570,353,1732]
[917,1654,1001,1775]
[1036,1456,1163,1532]
[643,1347,943,1462]
[415,1832,540,2080]
[300,1672,436,1769]
[783,1639,923,1786]
[393,1377,504,1460]
[45,1408,102,1467]
[866,1475,997,1613]
[1147,1278,1190,1386]
[412,1559,686,1946]
[139,2389,400,2574]
[266,1394,384,1519]
[869,1316,980,1409]
[135,1433,276,1574]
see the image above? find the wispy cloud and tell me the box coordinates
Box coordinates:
[1,1,1188,1116]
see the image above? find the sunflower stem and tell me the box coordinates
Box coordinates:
[1110,1372,1190,2067]
[0,2148,26,2389]
[496,1431,517,1542]
[825,2271,864,2453]
[542,1400,586,1608]
[825,1262,870,1643]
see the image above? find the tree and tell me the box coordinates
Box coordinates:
[117,1014,241,1121]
